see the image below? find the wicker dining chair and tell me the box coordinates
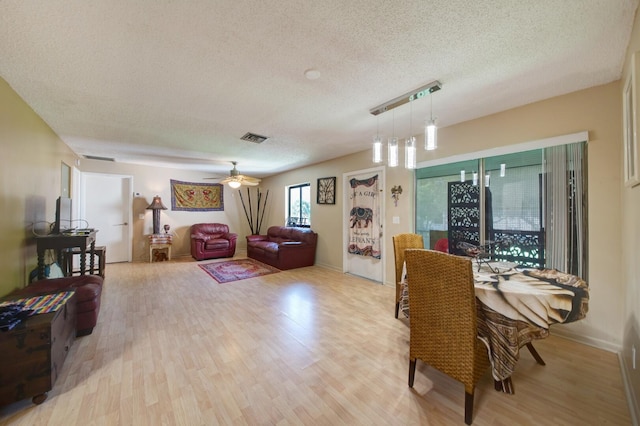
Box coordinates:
[405,249,490,425]
[392,233,424,318]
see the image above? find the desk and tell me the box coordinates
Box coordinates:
[400,261,589,393]
[36,231,97,280]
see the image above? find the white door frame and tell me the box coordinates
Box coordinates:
[80,172,133,263]
[342,166,385,283]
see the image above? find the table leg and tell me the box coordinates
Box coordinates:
[526,342,546,365]
[80,249,86,275]
[37,249,45,280]
[89,241,96,274]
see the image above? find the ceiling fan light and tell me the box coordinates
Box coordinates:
[227,180,242,189]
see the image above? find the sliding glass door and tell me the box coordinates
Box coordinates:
[415,141,587,277]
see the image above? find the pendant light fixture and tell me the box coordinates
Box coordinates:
[405,99,416,169]
[425,90,437,151]
[388,110,398,167]
[368,80,442,167]
[372,116,383,164]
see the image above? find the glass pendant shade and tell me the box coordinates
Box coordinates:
[372,135,383,163]
[228,180,242,189]
[500,163,506,177]
[425,119,437,150]
[485,173,491,187]
[460,170,466,182]
[388,137,399,167]
[405,137,416,169]
[472,172,478,186]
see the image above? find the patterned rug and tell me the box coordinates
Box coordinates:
[198,258,280,283]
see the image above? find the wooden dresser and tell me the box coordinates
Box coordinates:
[0,291,76,406]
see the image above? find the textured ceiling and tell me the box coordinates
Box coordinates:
[1,0,638,178]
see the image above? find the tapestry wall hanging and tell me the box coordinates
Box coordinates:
[347,174,381,259]
[170,179,224,211]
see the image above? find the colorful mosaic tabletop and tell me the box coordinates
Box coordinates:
[0,290,75,315]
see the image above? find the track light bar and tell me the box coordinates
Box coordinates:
[369,80,442,116]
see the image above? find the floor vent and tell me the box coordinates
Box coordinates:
[84,155,115,162]
[240,132,268,143]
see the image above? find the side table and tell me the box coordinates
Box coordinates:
[149,234,172,262]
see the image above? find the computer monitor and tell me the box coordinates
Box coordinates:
[53,196,72,234]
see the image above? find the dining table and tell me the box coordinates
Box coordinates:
[400,260,589,394]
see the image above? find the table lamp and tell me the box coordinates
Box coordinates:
[146,195,167,235]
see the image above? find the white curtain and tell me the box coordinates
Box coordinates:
[544,142,587,278]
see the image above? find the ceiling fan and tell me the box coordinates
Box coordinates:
[207,161,261,188]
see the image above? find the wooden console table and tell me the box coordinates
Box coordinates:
[35,230,97,280]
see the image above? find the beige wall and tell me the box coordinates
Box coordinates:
[0,78,78,295]
[260,81,624,351]
[78,160,251,262]
[621,5,640,421]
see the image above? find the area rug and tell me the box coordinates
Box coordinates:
[198,258,280,284]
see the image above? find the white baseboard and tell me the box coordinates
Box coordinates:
[314,262,343,273]
[619,352,640,426]
[552,328,621,353]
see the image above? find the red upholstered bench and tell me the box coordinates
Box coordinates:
[12,274,103,336]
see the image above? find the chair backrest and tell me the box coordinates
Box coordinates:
[191,223,230,236]
[434,238,449,253]
[392,234,424,287]
[404,249,479,387]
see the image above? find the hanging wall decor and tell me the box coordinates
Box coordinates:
[317,177,336,204]
[170,179,223,211]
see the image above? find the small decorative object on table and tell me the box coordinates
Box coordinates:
[164,224,170,234]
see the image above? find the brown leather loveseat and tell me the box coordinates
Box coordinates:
[246,226,318,270]
[190,223,238,260]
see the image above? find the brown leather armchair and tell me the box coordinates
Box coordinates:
[190,223,237,260]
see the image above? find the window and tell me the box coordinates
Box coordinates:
[416,141,587,278]
[287,183,311,227]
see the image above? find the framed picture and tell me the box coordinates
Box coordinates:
[623,52,640,187]
[317,177,336,204]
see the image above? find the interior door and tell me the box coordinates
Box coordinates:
[80,173,132,263]
[343,167,384,283]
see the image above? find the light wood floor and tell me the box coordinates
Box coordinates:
[0,257,632,425]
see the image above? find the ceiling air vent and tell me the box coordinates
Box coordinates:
[84,155,115,162]
[240,132,268,143]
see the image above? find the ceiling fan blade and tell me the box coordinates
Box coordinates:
[238,175,261,183]
[208,162,262,186]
